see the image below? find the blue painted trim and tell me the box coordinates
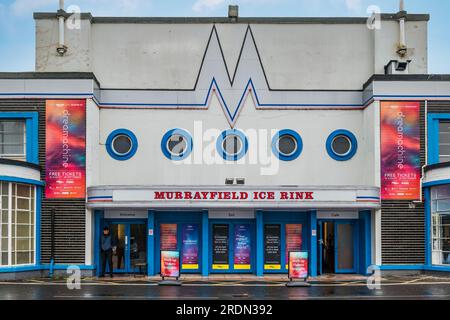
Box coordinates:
[378,264,425,271]
[105,129,138,161]
[423,179,450,188]
[359,211,372,275]
[271,129,303,161]
[357,196,380,200]
[0,112,39,164]
[326,129,358,161]
[424,188,432,266]
[216,129,249,161]
[427,113,450,165]
[147,210,155,276]
[35,186,42,266]
[0,264,95,273]
[0,176,44,186]
[424,265,450,272]
[256,210,264,276]
[202,210,209,276]
[87,196,113,200]
[161,128,193,161]
[309,211,317,277]
[94,210,104,276]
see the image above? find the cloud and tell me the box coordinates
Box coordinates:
[6,0,153,17]
[344,0,362,13]
[192,0,225,12]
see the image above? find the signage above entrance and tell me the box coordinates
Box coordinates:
[87,186,380,209]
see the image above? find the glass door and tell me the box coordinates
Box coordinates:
[106,221,147,274]
[334,221,357,273]
[110,223,127,273]
[210,221,254,273]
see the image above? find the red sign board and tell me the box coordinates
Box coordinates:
[288,251,308,279]
[380,101,421,200]
[160,250,180,278]
[45,100,86,199]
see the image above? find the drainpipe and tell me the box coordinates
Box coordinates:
[49,208,56,278]
[397,0,408,57]
[56,0,67,55]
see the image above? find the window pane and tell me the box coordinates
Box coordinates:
[16,239,30,251]
[16,184,30,198]
[437,200,450,212]
[16,225,30,237]
[16,252,30,265]
[1,252,7,266]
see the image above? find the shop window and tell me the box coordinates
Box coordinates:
[272,129,303,161]
[431,185,450,265]
[0,182,35,266]
[106,129,138,161]
[0,120,26,161]
[161,129,193,161]
[439,121,450,163]
[216,129,248,161]
[326,130,358,161]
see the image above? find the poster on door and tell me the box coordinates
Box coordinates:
[212,224,229,270]
[160,224,177,250]
[45,100,86,199]
[181,224,199,269]
[160,250,180,278]
[288,251,308,279]
[234,224,251,270]
[264,224,281,270]
[285,224,302,269]
[381,101,421,200]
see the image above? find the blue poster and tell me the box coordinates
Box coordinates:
[234,224,251,269]
[182,224,199,269]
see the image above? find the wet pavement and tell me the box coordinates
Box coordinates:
[1,275,450,300]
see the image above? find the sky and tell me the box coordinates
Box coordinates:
[0,0,449,73]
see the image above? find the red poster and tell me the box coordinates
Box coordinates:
[288,251,308,279]
[160,250,180,278]
[160,224,177,250]
[285,224,302,268]
[381,101,421,200]
[45,100,86,199]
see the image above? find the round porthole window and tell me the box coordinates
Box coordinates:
[272,129,303,161]
[106,129,138,161]
[326,130,357,161]
[216,129,248,161]
[161,129,193,161]
[112,135,133,155]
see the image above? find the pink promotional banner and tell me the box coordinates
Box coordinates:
[381,101,421,200]
[45,100,86,199]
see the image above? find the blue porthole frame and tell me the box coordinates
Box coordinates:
[326,129,358,161]
[271,129,303,161]
[216,129,249,161]
[161,128,193,161]
[105,129,138,161]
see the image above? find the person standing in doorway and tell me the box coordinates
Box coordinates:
[100,226,117,278]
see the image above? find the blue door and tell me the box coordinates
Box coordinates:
[103,220,147,274]
[334,221,358,273]
[209,220,255,273]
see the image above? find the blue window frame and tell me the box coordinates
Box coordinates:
[326,129,358,161]
[161,128,193,161]
[427,113,450,165]
[0,112,38,164]
[105,129,138,161]
[271,129,303,161]
[216,129,248,161]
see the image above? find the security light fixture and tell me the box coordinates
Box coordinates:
[225,178,235,185]
[236,178,245,185]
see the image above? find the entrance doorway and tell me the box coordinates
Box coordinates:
[210,221,255,273]
[103,220,147,274]
[318,220,357,274]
